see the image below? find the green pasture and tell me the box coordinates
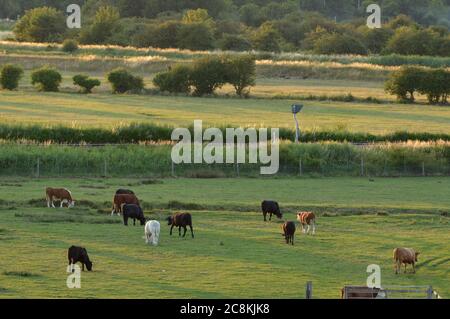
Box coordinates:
[0,90,449,134]
[0,177,448,298]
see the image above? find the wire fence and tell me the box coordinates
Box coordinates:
[2,156,449,178]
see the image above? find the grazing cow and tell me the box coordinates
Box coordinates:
[296,212,316,235]
[282,221,296,245]
[144,220,161,246]
[393,248,420,274]
[68,245,92,271]
[46,187,75,208]
[261,200,282,221]
[115,188,134,195]
[122,203,145,226]
[167,212,194,238]
[111,193,139,215]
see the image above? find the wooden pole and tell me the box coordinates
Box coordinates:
[306,281,313,299]
[299,158,303,176]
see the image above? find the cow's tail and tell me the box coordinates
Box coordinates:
[393,248,398,261]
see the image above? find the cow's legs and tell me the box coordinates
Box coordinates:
[182,226,187,237]
[133,218,136,226]
[178,226,181,237]
[269,212,272,221]
[404,263,407,273]
[412,262,416,273]
[263,212,267,222]
[302,224,306,234]
[81,263,85,271]
[312,222,316,235]
[51,197,56,208]
[189,225,194,238]
[170,224,174,236]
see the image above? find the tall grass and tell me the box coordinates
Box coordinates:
[0,142,448,177]
[0,123,448,144]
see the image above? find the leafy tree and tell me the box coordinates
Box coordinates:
[239,4,264,27]
[31,66,62,92]
[79,6,121,44]
[177,23,215,50]
[224,55,256,97]
[152,65,192,94]
[218,34,252,51]
[252,23,282,52]
[13,7,65,42]
[359,27,394,54]
[0,64,23,90]
[107,68,144,94]
[385,27,439,56]
[313,33,367,55]
[418,69,450,104]
[182,8,214,28]
[190,56,227,96]
[73,74,101,93]
[385,66,426,102]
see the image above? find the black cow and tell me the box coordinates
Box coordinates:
[167,212,194,238]
[68,246,93,271]
[115,188,134,195]
[261,200,282,221]
[282,221,296,245]
[122,203,145,226]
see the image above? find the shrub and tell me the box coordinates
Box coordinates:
[62,39,79,53]
[73,74,101,94]
[384,27,439,56]
[224,55,256,97]
[13,7,65,42]
[385,66,426,102]
[152,65,191,94]
[79,6,121,44]
[107,68,144,94]
[190,56,227,96]
[0,64,23,90]
[31,67,62,92]
[252,24,281,52]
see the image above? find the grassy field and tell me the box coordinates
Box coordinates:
[1,90,449,134]
[0,177,448,298]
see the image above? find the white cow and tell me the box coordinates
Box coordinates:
[144,220,160,246]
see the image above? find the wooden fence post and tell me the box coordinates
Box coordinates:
[236,162,240,177]
[306,281,313,299]
[171,161,175,177]
[299,158,303,176]
[427,286,433,299]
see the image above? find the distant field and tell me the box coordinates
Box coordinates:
[0,177,448,298]
[1,90,449,134]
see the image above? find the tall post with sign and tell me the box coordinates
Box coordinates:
[292,104,303,143]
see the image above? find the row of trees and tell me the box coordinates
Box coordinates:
[153,55,256,97]
[0,55,256,97]
[10,4,450,55]
[385,66,450,104]
[2,0,449,26]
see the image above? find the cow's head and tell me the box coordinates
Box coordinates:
[167,216,173,225]
[275,207,282,219]
[85,260,93,271]
[69,201,75,208]
[415,252,420,262]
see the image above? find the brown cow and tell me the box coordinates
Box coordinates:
[111,194,139,216]
[282,221,296,245]
[393,248,420,274]
[296,212,316,235]
[167,212,194,238]
[46,187,75,208]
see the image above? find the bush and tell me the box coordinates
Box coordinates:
[62,39,79,53]
[107,68,144,94]
[252,24,282,52]
[385,66,426,102]
[13,7,66,42]
[73,74,101,94]
[385,27,439,56]
[224,55,256,97]
[31,67,62,92]
[153,65,191,94]
[79,6,121,44]
[190,56,227,96]
[0,64,23,90]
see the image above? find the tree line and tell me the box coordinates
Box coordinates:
[6,1,450,56]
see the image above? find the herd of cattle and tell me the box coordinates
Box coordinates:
[45,187,421,279]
